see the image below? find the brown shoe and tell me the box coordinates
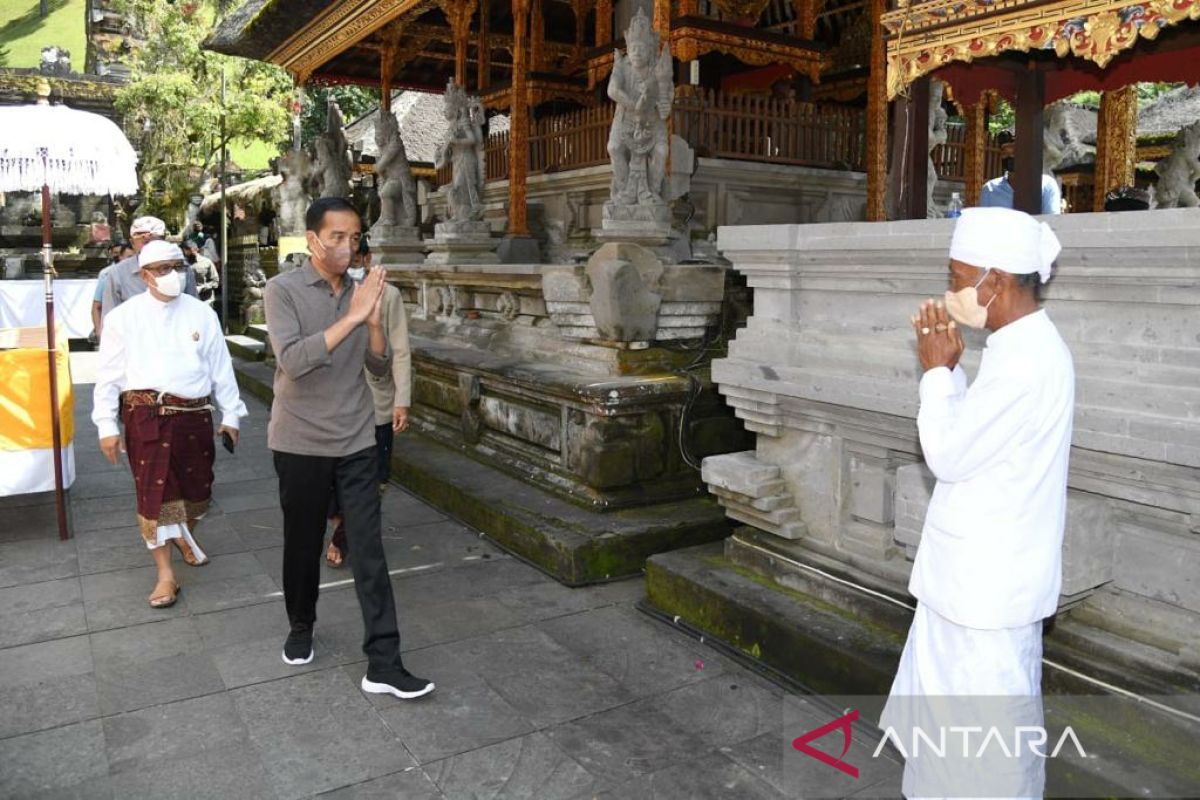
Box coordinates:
[173,538,209,566]
[148,579,180,608]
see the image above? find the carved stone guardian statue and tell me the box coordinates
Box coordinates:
[1153,120,1200,209]
[370,110,425,264]
[311,98,353,199]
[426,81,498,265]
[275,149,313,237]
[598,8,675,244]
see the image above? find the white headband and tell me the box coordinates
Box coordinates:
[138,240,185,267]
[949,207,1061,284]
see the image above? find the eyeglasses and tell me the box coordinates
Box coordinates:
[142,262,187,277]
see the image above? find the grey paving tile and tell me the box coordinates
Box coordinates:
[492,580,620,624]
[0,673,100,739]
[193,598,287,650]
[373,675,535,764]
[106,743,277,800]
[538,605,727,698]
[232,667,416,800]
[651,675,783,749]
[391,560,546,608]
[0,578,86,648]
[213,490,282,513]
[0,538,78,589]
[65,494,139,533]
[447,627,634,727]
[0,720,108,798]
[102,692,251,774]
[89,617,205,668]
[182,572,281,613]
[211,632,330,689]
[95,650,226,715]
[0,635,93,688]
[589,752,788,800]
[74,532,156,575]
[545,700,707,785]
[426,731,602,800]
[405,597,529,650]
[316,769,444,799]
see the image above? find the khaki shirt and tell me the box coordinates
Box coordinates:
[366,283,412,425]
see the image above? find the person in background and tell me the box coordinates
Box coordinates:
[92,240,247,608]
[186,221,207,251]
[325,236,412,568]
[265,197,433,700]
[102,216,197,317]
[979,134,1062,215]
[91,243,134,343]
[184,240,220,309]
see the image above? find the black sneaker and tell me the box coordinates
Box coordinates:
[281,630,314,665]
[361,668,435,700]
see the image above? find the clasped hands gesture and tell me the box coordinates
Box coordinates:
[347,265,387,329]
[911,298,965,372]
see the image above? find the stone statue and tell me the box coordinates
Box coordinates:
[276,149,313,237]
[311,98,352,199]
[435,82,486,224]
[39,46,71,76]
[241,263,268,324]
[1043,102,1096,173]
[606,8,673,208]
[927,79,948,218]
[371,110,418,232]
[1153,120,1200,209]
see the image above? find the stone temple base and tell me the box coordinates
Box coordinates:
[371,226,426,266]
[596,201,674,248]
[424,220,499,265]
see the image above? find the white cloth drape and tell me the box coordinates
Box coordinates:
[0,444,76,496]
[0,279,97,339]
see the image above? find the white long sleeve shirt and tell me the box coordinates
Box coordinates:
[92,291,247,440]
[910,310,1074,630]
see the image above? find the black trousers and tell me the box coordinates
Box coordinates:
[375,422,394,485]
[273,446,402,672]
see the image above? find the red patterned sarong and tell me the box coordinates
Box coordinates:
[121,390,216,545]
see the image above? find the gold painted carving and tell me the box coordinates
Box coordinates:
[270,0,433,80]
[711,0,773,20]
[884,0,1200,98]
[1093,85,1137,210]
[962,95,988,206]
[865,0,887,221]
[670,25,824,82]
[509,0,531,236]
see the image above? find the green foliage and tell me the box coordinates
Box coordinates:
[0,42,9,67]
[113,0,292,225]
[299,85,379,149]
[988,83,1184,135]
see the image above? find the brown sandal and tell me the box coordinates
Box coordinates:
[325,541,344,568]
[149,579,180,608]
[173,538,209,566]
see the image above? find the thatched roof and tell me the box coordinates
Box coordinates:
[344,91,509,165]
[1138,85,1200,136]
[199,174,282,213]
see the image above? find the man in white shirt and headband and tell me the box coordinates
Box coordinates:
[881,207,1074,799]
[93,240,247,609]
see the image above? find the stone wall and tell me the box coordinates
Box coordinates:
[706,209,1200,683]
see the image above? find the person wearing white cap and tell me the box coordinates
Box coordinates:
[101,215,198,318]
[92,240,247,609]
[879,207,1074,799]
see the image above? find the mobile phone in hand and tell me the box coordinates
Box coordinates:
[221,430,236,454]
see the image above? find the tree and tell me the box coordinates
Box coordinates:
[300,85,379,150]
[113,0,292,225]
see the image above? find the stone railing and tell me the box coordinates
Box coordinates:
[706,209,1200,683]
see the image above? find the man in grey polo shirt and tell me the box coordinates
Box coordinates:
[101,216,198,317]
[265,196,434,700]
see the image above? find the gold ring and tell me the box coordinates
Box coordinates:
[935,323,947,333]
[920,327,930,335]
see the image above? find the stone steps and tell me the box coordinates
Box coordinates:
[225,334,265,362]
[243,323,270,344]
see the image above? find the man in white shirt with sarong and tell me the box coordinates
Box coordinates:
[93,240,247,608]
[881,207,1074,799]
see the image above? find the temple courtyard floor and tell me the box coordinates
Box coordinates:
[0,354,902,799]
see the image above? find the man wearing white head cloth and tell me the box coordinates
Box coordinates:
[879,207,1074,799]
[101,215,197,318]
[93,241,247,609]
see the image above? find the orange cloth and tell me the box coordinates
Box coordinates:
[0,328,74,451]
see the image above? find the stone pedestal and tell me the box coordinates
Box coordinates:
[596,201,674,248]
[424,220,499,265]
[371,225,426,266]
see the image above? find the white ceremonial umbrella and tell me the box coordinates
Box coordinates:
[0,81,138,540]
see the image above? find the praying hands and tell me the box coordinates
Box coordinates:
[911,298,964,372]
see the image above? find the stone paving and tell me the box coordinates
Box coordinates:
[0,364,902,799]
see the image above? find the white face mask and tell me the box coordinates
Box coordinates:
[346,267,365,282]
[944,268,994,329]
[151,268,184,299]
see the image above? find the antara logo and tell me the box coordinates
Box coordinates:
[792,709,860,779]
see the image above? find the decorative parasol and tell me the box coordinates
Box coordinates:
[0,80,138,540]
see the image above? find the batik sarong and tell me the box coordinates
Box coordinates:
[121,390,215,554]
